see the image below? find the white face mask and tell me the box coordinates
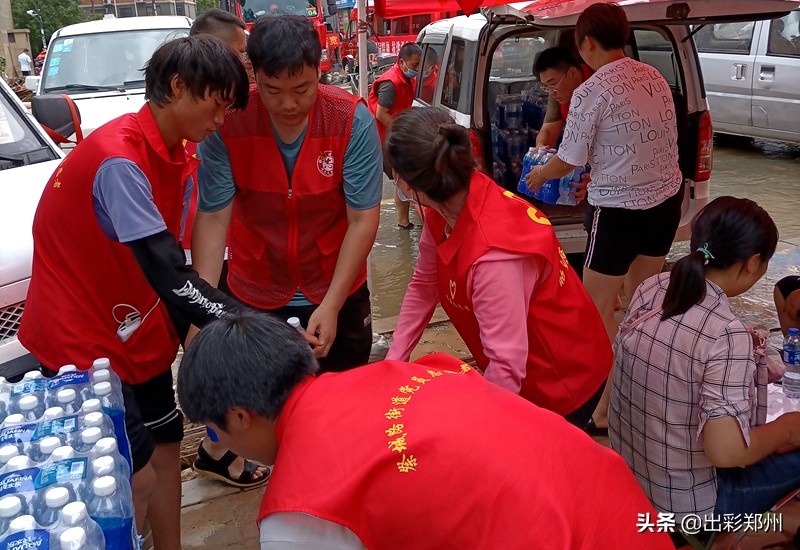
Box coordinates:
[393,176,418,204]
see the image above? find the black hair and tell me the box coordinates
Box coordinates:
[177,311,318,429]
[247,15,321,78]
[533,47,581,78]
[386,106,474,203]
[398,42,422,62]
[575,3,630,52]
[190,9,247,39]
[662,196,778,320]
[145,35,249,109]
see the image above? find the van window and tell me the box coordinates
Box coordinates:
[768,12,800,57]
[441,38,476,113]
[416,44,444,104]
[41,29,189,92]
[693,22,755,54]
[633,29,680,89]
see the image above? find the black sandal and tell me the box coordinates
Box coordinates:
[583,417,609,437]
[192,443,270,489]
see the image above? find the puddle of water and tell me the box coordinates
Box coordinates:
[370,140,800,321]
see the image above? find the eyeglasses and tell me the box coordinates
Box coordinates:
[543,71,568,93]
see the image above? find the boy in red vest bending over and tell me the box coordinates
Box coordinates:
[178,311,674,550]
[19,36,250,549]
[368,42,421,230]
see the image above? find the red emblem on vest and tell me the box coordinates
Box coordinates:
[317,150,334,178]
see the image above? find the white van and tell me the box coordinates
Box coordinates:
[0,81,65,378]
[694,11,800,143]
[413,1,800,254]
[26,16,191,139]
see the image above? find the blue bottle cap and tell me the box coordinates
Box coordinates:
[789,328,800,337]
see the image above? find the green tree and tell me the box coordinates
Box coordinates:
[11,0,86,52]
[196,0,218,15]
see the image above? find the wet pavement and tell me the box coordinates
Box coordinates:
[178,137,800,549]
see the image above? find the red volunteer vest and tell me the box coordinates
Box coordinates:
[367,63,415,144]
[19,104,197,384]
[560,64,596,121]
[220,85,365,308]
[427,173,611,415]
[258,354,672,550]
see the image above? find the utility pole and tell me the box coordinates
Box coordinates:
[26,7,45,49]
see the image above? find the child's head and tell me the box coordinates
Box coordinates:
[662,196,778,319]
[145,35,249,108]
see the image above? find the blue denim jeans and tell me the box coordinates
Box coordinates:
[715,448,800,515]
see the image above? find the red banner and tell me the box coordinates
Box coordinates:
[373,0,510,18]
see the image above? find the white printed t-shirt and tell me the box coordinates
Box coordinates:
[557,57,682,210]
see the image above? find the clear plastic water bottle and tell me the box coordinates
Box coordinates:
[22,370,43,382]
[4,455,32,473]
[4,515,53,549]
[60,526,103,550]
[59,502,105,549]
[88,476,134,550]
[0,444,19,467]
[58,365,78,375]
[93,381,128,463]
[17,395,44,422]
[87,456,132,505]
[783,328,800,399]
[51,446,76,462]
[93,437,131,481]
[287,317,305,332]
[91,369,120,395]
[55,389,82,415]
[38,486,70,528]
[91,358,111,375]
[82,411,112,435]
[43,406,66,422]
[33,436,62,463]
[0,495,23,534]
[80,399,102,415]
[78,427,104,453]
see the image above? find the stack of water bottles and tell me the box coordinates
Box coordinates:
[516,147,585,206]
[0,358,134,550]
[492,89,550,190]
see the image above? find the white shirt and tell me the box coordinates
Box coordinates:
[18,53,32,72]
[260,513,365,549]
[557,57,682,210]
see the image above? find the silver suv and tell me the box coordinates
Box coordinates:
[0,79,64,377]
[413,0,800,254]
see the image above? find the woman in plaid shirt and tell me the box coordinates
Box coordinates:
[609,197,800,523]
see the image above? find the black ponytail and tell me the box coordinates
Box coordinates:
[661,196,778,320]
[386,107,475,203]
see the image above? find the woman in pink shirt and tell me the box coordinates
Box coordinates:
[385,107,611,425]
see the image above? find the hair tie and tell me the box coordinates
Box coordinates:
[696,243,715,265]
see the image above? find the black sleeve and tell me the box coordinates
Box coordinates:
[126,229,242,329]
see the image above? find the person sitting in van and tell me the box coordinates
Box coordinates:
[609,197,800,537]
[419,48,439,104]
[385,106,611,426]
[769,18,797,56]
[177,310,673,550]
[534,47,593,148]
[776,275,800,336]
[526,3,684,436]
[368,42,422,230]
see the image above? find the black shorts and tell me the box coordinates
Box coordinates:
[776,276,800,300]
[264,282,373,373]
[583,186,684,277]
[123,369,184,474]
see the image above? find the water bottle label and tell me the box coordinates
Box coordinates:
[95,517,134,550]
[785,349,799,365]
[10,380,47,397]
[0,529,50,550]
[36,457,87,488]
[0,423,37,446]
[0,467,38,497]
[46,371,90,391]
[37,416,79,439]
